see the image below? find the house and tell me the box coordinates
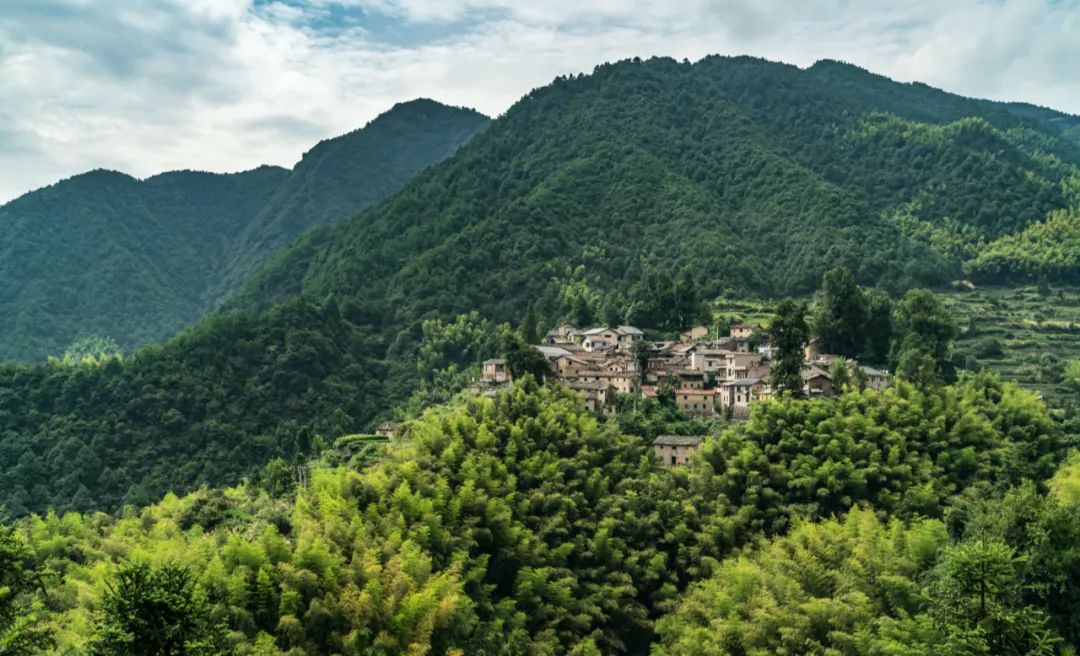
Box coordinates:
[673,388,716,416]
[645,368,705,389]
[859,365,890,390]
[730,322,760,340]
[652,435,705,466]
[374,422,397,440]
[717,377,764,411]
[802,366,833,397]
[546,323,582,345]
[482,358,511,383]
[680,324,711,343]
[566,380,610,414]
[804,338,823,361]
[689,348,732,375]
[580,325,644,351]
[724,352,767,380]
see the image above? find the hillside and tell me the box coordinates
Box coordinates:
[2,55,1079,517]
[236,56,1080,323]
[0,100,489,362]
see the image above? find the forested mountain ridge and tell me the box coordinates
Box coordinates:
[211,99,491,301]
[234,56,1080,324]
[0,99,489,362]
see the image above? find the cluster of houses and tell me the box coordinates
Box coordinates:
[478,321,888,422]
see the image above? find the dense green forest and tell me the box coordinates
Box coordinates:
[3,56,1080,520]
[2,371,1074,654]
[0,100,489,362]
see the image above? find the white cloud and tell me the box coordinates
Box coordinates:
[0,0,1077,204]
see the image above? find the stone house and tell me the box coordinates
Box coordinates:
[859,365,890,390]
[652,435,705,466]
[802,366,833,397]
[566,380,610,414]
[482,358,511,383]
[674,388,715,416]
[730,322,760,339]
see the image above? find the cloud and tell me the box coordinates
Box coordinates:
[0,0,1077,204]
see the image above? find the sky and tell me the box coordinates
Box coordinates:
[1,0,1078,204]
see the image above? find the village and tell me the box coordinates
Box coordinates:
[473,321,891,465]
[478,322,888,416]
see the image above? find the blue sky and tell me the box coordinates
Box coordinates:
[1,0,1078,203]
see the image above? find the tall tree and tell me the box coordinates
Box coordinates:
[0,522,53,655]
[768,299,809,396]
[811,267,868,358]
[861,287,893,365]
[90,562,226,656]
[893,289,958,386]
[521,302,540,344]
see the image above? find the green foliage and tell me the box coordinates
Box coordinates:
[967,204,1080,283]
[0,297,382,516]
[768,299,810,395]
[0,521,53,655]
[90,562,227,656]
[894,288,959,385]
[811,267,868,357]
[0,101,489,363]
[654,507,1062,656]
[8,375,1068,653]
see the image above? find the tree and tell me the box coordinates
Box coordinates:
[673,268,701,331]
[500,332,551,381]
[811,267,868,358]
[893,289,958,386]
[829,358,850,392]
[0,522,53,655]
[632,339,650,388]
[520,302,540,344]
[861,287,893,365]
[927,540,1058,655]
[90,562,227,656]
[768,300,809,396]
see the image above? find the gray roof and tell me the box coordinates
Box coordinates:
[652,435,705,447]
[859,365,887,376]
[483,358,507,365]
[535,345,572,358]
[720,377,762,387]
[616,325,644,335]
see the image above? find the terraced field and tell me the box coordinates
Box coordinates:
[945,284,1080,406]
[711,286,1080,408]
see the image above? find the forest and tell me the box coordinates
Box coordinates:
[1,364,1075,654]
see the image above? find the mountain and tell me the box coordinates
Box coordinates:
[1,55,1079,517]
[211,99,492,301]
[0,99,490,362]
[236,56,1079,319]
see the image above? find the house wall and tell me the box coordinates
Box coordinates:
[654,443,700,466]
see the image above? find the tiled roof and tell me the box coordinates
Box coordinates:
[652,435,705,447]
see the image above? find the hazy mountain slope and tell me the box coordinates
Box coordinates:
[0,166,288,361]
[0,100,489,362]
[211,99,491,301]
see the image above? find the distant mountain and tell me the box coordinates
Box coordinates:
[0,99,490,362]
[2,55,1079,517]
